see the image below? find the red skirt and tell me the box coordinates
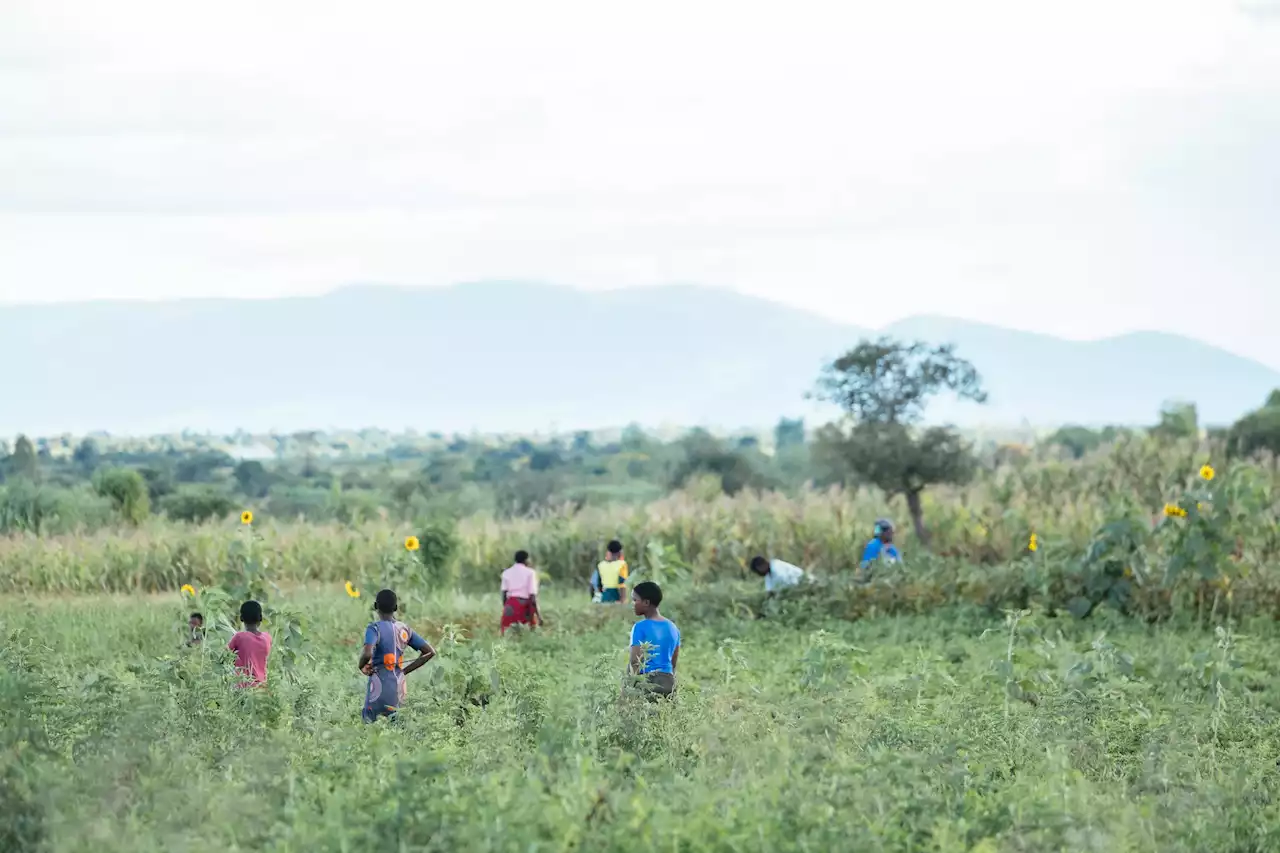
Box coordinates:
[501,596,536,634]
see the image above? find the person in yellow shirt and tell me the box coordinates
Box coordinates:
[595,540,629,603]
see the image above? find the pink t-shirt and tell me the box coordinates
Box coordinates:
[228,630,272,687]
[500,563,539,599]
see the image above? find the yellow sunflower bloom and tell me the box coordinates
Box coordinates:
[345,581,360,598]
[1200,464,1215,481]
[1163,504,1187,518]
[1028,533,1038,552]
[404,536,420,552]
[241,510,254,525]
[180,584,196,596]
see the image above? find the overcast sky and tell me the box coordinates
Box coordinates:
[3,1,1279,366]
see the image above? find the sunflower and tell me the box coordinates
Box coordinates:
[1163,503,1187,518]
[1028,533,1038,552]
[241,510,254,525]
[180,583,196,596]
[345,581,360,598]
[404,536,420,552]
[1200,464,1215,482]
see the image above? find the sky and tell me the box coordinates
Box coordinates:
[3,0,1280,366]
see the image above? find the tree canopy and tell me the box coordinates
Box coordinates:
[814,338,987,545]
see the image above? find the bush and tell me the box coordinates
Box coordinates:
[93,468,151,526]
[161,487,236,524]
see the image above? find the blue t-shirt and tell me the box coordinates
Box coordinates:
[629,617,681,674]
[861,538,901,568]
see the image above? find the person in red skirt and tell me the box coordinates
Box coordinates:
[500,550,542,634]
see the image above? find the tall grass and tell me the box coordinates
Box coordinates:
[2,437,1277,617]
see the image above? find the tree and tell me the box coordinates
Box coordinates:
[774,418,806,450]
[1151,400,1198,441]
[233,460,274,498]
[670,430,767,496]
[93,467,151,525]
[1228,391,1280,461]
[7,435,38,481]
[813,338,987,545]
[73,438,101,473]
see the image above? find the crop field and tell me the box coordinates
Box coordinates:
[5,437,1280,851]
[5,585,1280,853]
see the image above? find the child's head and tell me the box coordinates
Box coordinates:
[749,556,769,576]
[632,581,663,616]
[607,539,623,559]
[874,519,895,544]
[374,588,398,617]
[239,600,263,627]
[189,612,204,630]
[514,550,530,566]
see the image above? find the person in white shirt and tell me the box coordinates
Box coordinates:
[749,555,806,594]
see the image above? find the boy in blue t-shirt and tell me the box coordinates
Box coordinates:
[627,581,680,699]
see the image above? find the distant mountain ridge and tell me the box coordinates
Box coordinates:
[1,282,1275,436]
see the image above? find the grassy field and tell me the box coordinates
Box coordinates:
[5,586,1280,852]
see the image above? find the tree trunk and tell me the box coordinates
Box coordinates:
[906,489,929,548]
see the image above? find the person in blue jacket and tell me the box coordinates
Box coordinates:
[859,518,901,580]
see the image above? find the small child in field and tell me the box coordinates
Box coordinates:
[228,600,272,688]
[186,611,204,646]
[626,581,680,700]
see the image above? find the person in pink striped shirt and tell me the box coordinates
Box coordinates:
[500,550,542,634]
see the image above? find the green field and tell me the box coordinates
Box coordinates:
[5,585,1280,853]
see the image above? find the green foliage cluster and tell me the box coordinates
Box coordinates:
[0,420,810,533]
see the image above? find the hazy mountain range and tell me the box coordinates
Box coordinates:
[2,282,1276,437]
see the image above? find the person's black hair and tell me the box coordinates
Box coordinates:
[749,556,769,573]
[239,600,263,624]
[374,588,398,614]
[633,580,663,608]
[515,550,529,564]
[607,539,623,554]
[190,612,203,622]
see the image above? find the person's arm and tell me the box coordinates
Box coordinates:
[860,539,879,570]
[629,644,645,675]
[627,623,643,674]
[671,644,680,674]
[529,571,543,625]
[357,624,376,674]
[402,629,436,676]
[618,561,628,595]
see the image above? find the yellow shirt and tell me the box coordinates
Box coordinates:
[597,559,629,590]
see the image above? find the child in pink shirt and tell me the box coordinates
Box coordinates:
[228,600,272,688]
[500,550,542,634]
